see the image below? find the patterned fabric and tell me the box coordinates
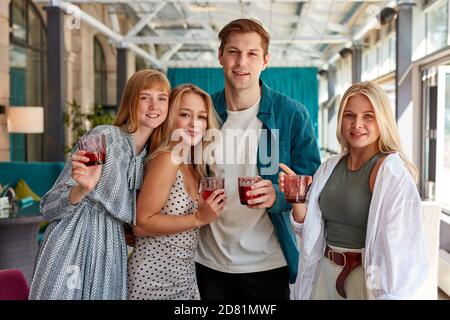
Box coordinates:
[127,170,200,300]
[29,125,147,300]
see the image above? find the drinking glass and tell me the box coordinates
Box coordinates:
[238,176,262,205]
[284,175,312,203]
[78,133,106,166]
[200,177,225,200]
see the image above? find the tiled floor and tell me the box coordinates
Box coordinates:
[438,289,450,300]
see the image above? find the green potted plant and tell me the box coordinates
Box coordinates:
[64,100,115,156]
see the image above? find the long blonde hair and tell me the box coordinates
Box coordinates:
[149,84,221,177]
[336,81,419,183]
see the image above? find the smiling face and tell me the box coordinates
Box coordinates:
[138,89,169,129]
[174,92,208,146]
[341,93,381,152]
[218,32,269,92]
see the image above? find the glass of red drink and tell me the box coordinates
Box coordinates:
[78,133,106,166]
[238,176,262,205]
[284,175,312,203]
[200,177,225,200]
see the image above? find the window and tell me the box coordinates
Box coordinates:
[368,48,377,79]
[423,0,445,9]
[11,0,26,42]
[425,0,449,54]
[443,71,450,211]
[375,45,380,77]
[94,37,107,106]
[363,51,369,80]
[9,0,47,161]
[380,40,390,75]
[388,36,396,72]
[421,65,450,214]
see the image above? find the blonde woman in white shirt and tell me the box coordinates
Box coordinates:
[279,81,427,300]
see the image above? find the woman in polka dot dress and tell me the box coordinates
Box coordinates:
[127,84,226,300]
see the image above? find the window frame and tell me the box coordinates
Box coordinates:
[436,65,450,214]
[93,36,107,106]
[424,0,449,54]
[8,0,47,161]
[9,0,47,105]
[423,0,447,11]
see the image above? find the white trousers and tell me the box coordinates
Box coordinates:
[312,244,368,300]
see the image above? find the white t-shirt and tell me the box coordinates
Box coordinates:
[196,99,287,273]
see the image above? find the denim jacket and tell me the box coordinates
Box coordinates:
[211,80,321,283]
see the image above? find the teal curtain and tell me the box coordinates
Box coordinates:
[9,67,26,161]
[168,68,225,95]
[167,67,319,137]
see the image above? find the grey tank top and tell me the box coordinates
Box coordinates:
[319,152,384,249]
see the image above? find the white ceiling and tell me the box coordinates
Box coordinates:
[40,0,394,69]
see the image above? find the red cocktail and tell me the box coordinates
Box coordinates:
[238,176,262,205]
[79,133,106,166]
[201,190,214,201]
[284,175,312,204]
[84,151,106,166]
[285,194,306,204]
[200,177,225,200]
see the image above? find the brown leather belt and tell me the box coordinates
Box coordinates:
[324,244,362,299]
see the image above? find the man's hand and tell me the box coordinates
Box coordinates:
[245,178,276,209]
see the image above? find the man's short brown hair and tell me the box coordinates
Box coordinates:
[218,19,270,56]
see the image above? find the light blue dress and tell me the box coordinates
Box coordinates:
[29,125,146,300]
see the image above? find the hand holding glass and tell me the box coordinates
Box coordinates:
[78,134,106,166]
[201,177,225,200]
[284,175,312,203]
[238,176,263,205]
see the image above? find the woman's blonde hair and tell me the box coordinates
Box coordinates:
[149,84,221,177]
[114,69,170,133]
[336,81,419,183]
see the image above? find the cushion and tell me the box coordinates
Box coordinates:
[0,162,65,197]
[15,179,41,201]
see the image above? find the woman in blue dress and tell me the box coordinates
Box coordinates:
[29,69,170,300]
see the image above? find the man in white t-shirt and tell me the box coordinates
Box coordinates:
[195,19,321,299]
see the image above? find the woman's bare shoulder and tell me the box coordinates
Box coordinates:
[145,151,180,177]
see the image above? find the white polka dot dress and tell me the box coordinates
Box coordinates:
[127,170,200,300]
